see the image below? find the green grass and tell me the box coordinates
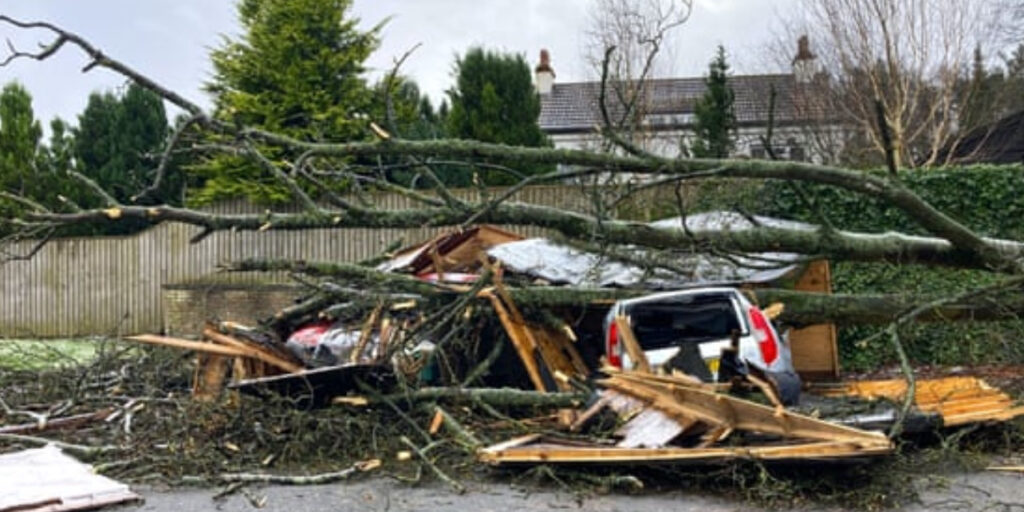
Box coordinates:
[0,339,105,370]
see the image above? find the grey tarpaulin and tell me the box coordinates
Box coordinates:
[488,211,809,288]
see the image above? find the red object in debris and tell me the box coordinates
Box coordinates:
[606,321,622,368]
[287,322,331,347]
[748,306,779,365]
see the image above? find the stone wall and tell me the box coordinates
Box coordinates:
[162,283,302,336]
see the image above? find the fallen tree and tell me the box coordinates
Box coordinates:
[226,258,1024,328]
[1,14,1023,368]
[3,13,1024,503]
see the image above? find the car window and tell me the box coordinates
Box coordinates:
[626,293,742,350]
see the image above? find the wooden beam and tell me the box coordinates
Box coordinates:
[478,439,893,464]
[126,334,250,358]
[614,315,651,373]
[601,375,890,445]
[349,304,383,364]
[202,328,304,373]
[192,354,230,401]
[482,290,546,391]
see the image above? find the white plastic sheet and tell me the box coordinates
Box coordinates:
[0,445,138,512]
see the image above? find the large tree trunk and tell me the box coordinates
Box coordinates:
[227,259,1024,328]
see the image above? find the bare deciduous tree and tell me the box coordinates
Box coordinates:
[774,0,1001,167]
[582,0,693,154]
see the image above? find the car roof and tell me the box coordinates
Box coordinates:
[615,286,742,308]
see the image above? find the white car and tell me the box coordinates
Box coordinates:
[604,287,798,390]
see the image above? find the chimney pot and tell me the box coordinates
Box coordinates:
[792,35,817,84]
[535,49,555,95]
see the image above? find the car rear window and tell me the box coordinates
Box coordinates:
[625,293,742,350]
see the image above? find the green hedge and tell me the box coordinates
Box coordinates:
[758,164,1024,370]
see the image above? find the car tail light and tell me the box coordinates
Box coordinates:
[748,306,778,365]
[606,321,622,368]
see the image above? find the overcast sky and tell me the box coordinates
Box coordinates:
[0,0,799,128]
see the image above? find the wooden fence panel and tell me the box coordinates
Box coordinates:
[0,185,676,337]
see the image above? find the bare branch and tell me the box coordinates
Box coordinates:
[132,114,202,203]
[0,15,209,120]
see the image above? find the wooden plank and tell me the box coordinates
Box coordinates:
[484,261,587,390]
[809,377,1024,427]
[349,304,383,364]
[479,439,893,464]
[126,334,250,358]
[483,290,546,391]
[482,433,543,453]
[536,325,589,377]
[202,328,304,373]
[570,394,613,432]
[601,375,891,445]
[193,354,229,401]
[529,326,586,388]
[788,259,839,381]
[944,405,1024,426]
[614,315,651,373]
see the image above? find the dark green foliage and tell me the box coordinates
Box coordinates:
[0,82,43,203]
[75,84,173,205]
[196,0,379,203]
[761,165,1024,239]
[691,45,736,158]
[758,164,1024,369]
[368,77,466,186]
[446,47,551,184]
[36,118,94,216]
[0,83,85,232]
[372,77,445,141]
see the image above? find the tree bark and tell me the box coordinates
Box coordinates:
[228,258,1024,327]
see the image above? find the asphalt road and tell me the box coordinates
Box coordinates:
[122,471,1024,512]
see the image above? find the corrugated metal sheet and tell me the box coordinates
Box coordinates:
[0,185,672,337]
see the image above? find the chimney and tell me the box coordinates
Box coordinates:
[535,49,555,95]
[792,35,817,84]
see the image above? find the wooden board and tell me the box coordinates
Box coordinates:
[483,290,545,391]
[788,260,840,381]
[479,438,893,465]
[192,354,230,401]
[806,377,1024,427]
[202,328,304,373]
[602,374,891,446]
[126,334,249,358]
[614,315,651,373]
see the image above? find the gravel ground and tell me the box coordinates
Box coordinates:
[121,470,1024,512]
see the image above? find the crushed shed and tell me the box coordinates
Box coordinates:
[480,370,893,466]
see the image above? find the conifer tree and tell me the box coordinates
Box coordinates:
[691,45,736,158]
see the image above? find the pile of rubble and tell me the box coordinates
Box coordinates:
[4,219,1024,511]
[118,223,1024,466]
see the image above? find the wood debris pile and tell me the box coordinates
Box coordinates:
[66,225,1024,472]
[809,376,1024,427]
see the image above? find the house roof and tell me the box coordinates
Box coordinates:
[538,74,821,134]
[940,110,1024,165]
